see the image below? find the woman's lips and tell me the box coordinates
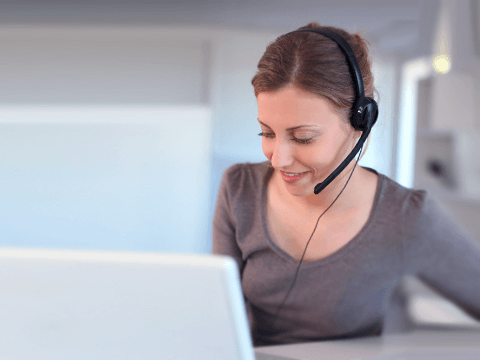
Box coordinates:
[279,170,308,183]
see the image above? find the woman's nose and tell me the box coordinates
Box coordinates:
[270,140,293,168]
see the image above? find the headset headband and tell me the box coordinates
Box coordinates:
[292,28,365,99]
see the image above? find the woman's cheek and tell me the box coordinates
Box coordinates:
[300,145,322,165]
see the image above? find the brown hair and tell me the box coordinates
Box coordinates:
[251,22,375,125]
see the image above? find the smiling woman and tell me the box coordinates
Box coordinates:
[212,22,480,347]
[256,85,361,200]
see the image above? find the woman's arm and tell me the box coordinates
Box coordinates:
[405,197,480,321]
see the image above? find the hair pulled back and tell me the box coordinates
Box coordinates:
[251,22,375,124]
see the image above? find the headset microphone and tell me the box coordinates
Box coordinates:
[289,28,379,195]
[314,103,376,194]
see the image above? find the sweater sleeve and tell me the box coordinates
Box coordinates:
[212,164,243,274]
[405,195,480,321]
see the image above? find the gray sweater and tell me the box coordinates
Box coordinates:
[212,162,480,346]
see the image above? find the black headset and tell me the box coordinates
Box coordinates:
[287,28,379,194]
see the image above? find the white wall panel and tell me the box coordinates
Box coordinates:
[0,106,212,252]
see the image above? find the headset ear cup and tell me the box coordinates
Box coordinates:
[350,100,363,131]
[362,108,371,130]
[364,105,374,129]
[354,97,378,131]
[366,98,379,128]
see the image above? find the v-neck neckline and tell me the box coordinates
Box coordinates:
[260,164,384,268]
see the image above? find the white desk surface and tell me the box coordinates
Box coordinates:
[254,329,480,359]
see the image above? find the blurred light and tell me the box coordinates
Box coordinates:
[433,54,451,74]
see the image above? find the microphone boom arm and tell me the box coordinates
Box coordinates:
[314,127,370,194]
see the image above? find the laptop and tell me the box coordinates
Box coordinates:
[0,247,294,360]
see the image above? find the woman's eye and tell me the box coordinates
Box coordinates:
[258,132,275,138]
[258,132,314,144]
[292,136,313,144]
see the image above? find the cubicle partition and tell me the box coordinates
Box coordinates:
[0,106,212,253]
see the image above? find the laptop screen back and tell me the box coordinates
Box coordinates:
[0,248,255,360]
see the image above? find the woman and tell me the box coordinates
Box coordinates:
[212,22,480,346]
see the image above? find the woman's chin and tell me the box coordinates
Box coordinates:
[283,182,314,197]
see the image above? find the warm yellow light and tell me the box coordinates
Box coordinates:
[433,54,451,74]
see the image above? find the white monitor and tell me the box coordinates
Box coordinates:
[0,248,256,360]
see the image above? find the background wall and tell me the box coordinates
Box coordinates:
[3,1,473,254]
[410,0,480,242]
[0,27,215,252]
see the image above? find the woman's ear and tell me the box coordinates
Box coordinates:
[359,135,371,161]
[355,130,363,140]
[351,128,363,141]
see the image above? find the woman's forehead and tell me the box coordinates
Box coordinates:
[257,87,340,129]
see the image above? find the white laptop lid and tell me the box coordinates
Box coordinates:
[0,248,256,360]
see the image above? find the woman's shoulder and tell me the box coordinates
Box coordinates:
[369,172,478,249]
[370,171,431,228]
[376,172,427,208]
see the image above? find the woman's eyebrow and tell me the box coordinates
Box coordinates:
[257,119,272,128]
[257,119,319,131]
